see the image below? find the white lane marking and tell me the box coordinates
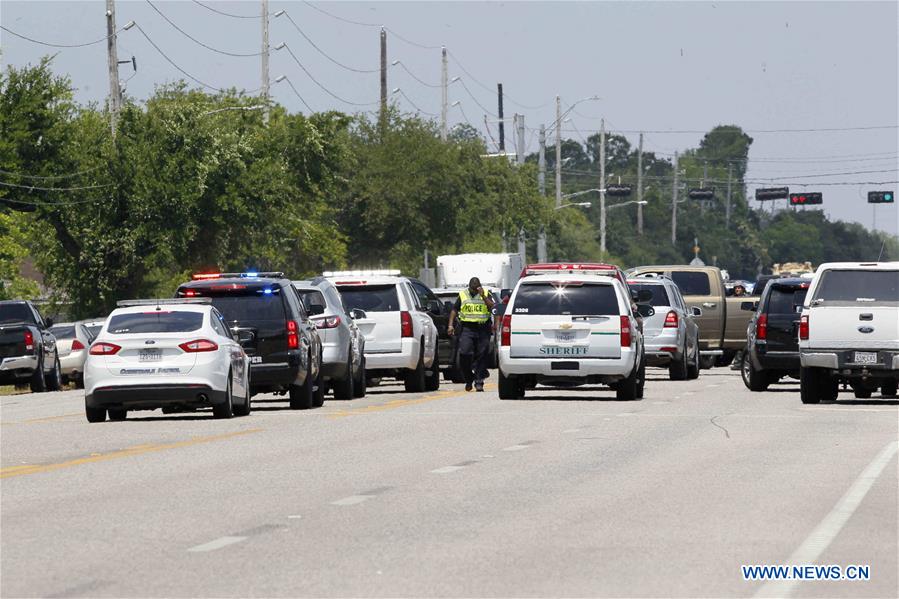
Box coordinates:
[682,391,695,396]
[562,428,583,433]
[652,401,668,405]
[482,454,495,458]
[187,536,246,552]
[331,495,371,506]
[431,465,464,474]
[502,444,530,451]
[617,413,637,417]
[755,440,899,598]
[287,515,303,519]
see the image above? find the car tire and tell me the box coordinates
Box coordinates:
[289,354,316,410]
[45,355,63,392]
[312,362,325,408]
[636,355,646,399]
[424,353,440,391]
[352,357,366,398]
[233,372,251,417]
[669,344,688,381]
[743,352,770,392]
[85,405,107,423]
[498,370,522,400]
[404,346,426,393]
[687,345,700,380]
[715,350,735,368]
[616,362,640,401]
[699,355,716,370]
[74,374,85,390]
[333,353,355,400]
[882,380,898,398]
[213,375,235,419]
[800,366,831,404]
[29,355,47,393]
[108,408,127,421]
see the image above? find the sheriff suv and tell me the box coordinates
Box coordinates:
[176,272,324,409]
[497,271,647,400]
[798,262,899,403]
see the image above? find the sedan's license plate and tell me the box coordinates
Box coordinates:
[139,349,161,362]
[853,351,877,365]
[555,331,575,343]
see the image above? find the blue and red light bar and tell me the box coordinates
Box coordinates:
[191,272,284,280]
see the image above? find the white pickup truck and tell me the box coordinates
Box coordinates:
[798,262,899,403]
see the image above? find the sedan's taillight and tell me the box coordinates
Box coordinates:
[500,314,512,346]
[286,320,299,349]
[620,315,632,347]
[24,330,34,351]
[313,315,341,329]
[799,315,809,340]
[178,339,218,353]
[90,342,121,355]
[71,339,85,351]
[663,310,678,328]
[400,311,413,338]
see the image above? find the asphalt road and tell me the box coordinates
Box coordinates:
[2,368,897,598]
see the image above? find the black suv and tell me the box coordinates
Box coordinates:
[176,273,323,409]
[740,277,809,391]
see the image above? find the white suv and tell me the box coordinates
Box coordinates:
[328,271,440,392]
[798,262,899,403]
[498,273,645,400]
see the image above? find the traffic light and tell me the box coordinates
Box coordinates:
[789,192,823,206]
[868,191,894,204]
[688,188,715,200]
[606,184,632,197]
[755,187,790,201]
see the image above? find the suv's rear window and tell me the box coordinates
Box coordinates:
[207,295,287,323]
[626,283,671,307]
[107,312,204,334]
[0,304,34,325]
[670,271,712,296]
[50,325,76,339]
[337,285,400,312]
[813,270,899,303]
[767,287,808,314]
[513,283,620,316]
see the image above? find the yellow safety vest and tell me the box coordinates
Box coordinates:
[458,289,490,324]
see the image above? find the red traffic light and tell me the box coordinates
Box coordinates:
[790,192,822,205]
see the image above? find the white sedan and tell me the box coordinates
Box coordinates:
[83,299,250,422]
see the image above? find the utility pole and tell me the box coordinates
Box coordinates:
[537,124,547,262]
[599,119,607,254]
[725,164,733,228]
[515,113,525,165]
[497,83,505,152]
[106,0,122,136]
[380,27,387,119]
[555,95,561,208]
[440,46,447,141]
[518,228,526,262]
[671,151,679,245]
[261,0,270,124]
[636,132,644,235]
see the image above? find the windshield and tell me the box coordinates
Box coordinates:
[512,283,620,316]
[107,312,204,334]
[50,325,76,339]
[337,285,400,312]
[813,270,899,304]
[0,304,35,325]
[626,283,671,307]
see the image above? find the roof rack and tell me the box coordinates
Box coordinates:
[116,298,212,307]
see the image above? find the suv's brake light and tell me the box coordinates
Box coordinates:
[501,314,512,346]
[400,311,413,338]
[286,320,300,349]
[799,314,809,340]
[620,315,632,347]
[664,310,678,328]
[179,339,218,353]
[90,342,121,355]
[24,330,34,351]
[756,313,768,340]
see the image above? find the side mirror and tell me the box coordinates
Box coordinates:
[692,306,702,317]
[740,301,757,312]
[308,304,325,316]
[350,308,367,320]
[427,299,443,315]
[45,317,54,328]
[635,289,654,304]
[635,304,655,318]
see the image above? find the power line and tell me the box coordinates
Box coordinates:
[456,78,497,118]
[279,43,379,107]
[394,90,437,116]
[276,76,314,113]
[446,50,548,110]
[0,166,103,180]
[133,23,230,93]
[146,1,263,57]
[0,196,112,207]
[191,0,262,19]
[301,1,381,28]
[278,11,379,73]
[758,168,898,181]
[391,62,440,88]
[0,180,114,192]
[562,125,898,135]
[386,28,442,50]
[0,23,130,48]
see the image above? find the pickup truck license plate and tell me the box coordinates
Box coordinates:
[853,351,877,365]
[139,349,161,362]
[555,331,575,343]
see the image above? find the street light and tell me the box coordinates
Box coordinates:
[562,188,602,200]
[552,95,601,209]
[607,200,648,211]
[555,201,592,210]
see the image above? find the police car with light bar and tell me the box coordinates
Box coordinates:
[83,298,250,422]
[176,272,324,409]
[498,267,648,400]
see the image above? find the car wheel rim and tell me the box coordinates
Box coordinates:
[742,354,751,382]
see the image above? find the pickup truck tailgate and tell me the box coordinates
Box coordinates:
[806,306,899,350]
[0,326,29,359]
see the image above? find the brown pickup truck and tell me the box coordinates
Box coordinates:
[627,266,753,368]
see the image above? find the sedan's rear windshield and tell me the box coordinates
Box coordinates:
[767,287,808,314]
[337,285,400,312]
[0,304,35,325]
[50,326,76,339]
[626,283,671,307]
[107,312,204,334]
[670,271,712,296]
[512,283,620,316]
[813,270,899,304]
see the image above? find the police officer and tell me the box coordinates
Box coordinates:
[448,277,495,392]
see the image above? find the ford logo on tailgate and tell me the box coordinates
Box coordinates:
[857,326,874,334]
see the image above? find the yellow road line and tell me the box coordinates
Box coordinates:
[0,428,263,479]
[327,384,496,419]
[0,412,83,425]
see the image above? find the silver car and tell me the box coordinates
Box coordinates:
[294,278,366,399]
[49,322,94,388]
[627,275,701,380]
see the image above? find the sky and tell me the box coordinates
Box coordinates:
[2,0,897,236]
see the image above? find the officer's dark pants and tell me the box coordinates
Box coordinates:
[458,326,491,385]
